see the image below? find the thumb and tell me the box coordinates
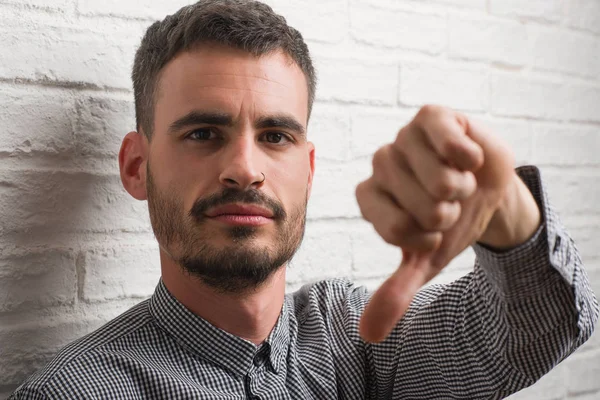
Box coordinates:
[359,251,430,343]
[462,117,514,188]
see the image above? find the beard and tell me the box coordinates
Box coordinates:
[146,167,307,294]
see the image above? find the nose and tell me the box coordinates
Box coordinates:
[219,135,265,190]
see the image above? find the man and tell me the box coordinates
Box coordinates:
[11,0,598,399]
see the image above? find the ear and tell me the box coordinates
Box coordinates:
[306,141,315,199]
[119,131,148,201]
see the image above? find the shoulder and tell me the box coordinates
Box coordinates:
[288,278,370,324]
[12,300,153,399]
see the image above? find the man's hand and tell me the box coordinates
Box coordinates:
[355,105,540,343]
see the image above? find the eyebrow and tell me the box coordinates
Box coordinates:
[168,110,306,137]
[256,115,306,137]
[168,111,233,134]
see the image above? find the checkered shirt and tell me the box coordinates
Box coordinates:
[10,166,599,399]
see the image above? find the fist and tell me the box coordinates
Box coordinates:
[356,105,515,342]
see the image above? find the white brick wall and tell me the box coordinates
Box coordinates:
[0,0,598,398]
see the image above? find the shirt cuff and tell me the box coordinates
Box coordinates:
[472,165,576,300]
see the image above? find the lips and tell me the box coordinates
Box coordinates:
[205,203,274,218]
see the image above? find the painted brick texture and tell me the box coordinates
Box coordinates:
[0,0,598,399]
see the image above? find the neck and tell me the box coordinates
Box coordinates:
[160,252,286,345]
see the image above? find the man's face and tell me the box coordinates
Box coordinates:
[146,45,314,293]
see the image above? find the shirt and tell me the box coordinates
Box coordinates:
[10,166,599,399]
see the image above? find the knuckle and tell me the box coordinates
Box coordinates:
[417,104,443,120]
[423,203,448,231]
[355,179,374,221]
[355,180,367,202]
[380,218,407,246]
[441,138,462,158]
[431,175,456,200]
[394,126,410,148]
[465,172,477,194]
[371,146,387,172]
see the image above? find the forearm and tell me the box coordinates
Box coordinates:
[478,168,541,250]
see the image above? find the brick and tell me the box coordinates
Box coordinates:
[568,226,600,262]
[349,4,445,54]
[0,250,77,313]
[567,85,600,123]
[350,111,529,165]
[506,361,566,399]
[316,58,398,105]
[448,15,528,67]
[0,170,150,234]
[0,85,76,154]
[266,0,348,43]
[430,0,486,9]
[287,222,353,283]
[285,280,304,293]
[540,168,600,218]
[491,73,600,123]
[307,159,370,219]
[0,24,134,89]
[308,104,351,162]
[353,247,470,291]
[350,107,414,159]
[565,0,600,35]
[1,0,599,391]
[564,350,600,394]
[77,0,191,20]
[399,63,489,112]
[353,276,386,292]
[477,117,533,166]
[0,317,107,385]
[0,0,72,11]
[489,0,562,22]
[353,246,476,292]
[0,3,148,44]
[351,219,477,283]
[80,245,160,302]
[532,124,600,166]
[531,27,600,78]
[351,221,400,279]
[75,95,135,157]
[566,391,600,400]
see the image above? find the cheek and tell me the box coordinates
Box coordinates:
[154,162,203,214]
[152,146,213,206]
[268,155,311,204]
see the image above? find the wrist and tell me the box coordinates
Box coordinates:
[477,173,541,250]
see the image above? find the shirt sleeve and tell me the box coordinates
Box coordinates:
[358,166,599,399]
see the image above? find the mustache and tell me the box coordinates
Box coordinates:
[189,188,286,221]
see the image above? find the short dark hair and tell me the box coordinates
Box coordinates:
[132,0,317,138]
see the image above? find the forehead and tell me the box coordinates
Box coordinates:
[154,45,309,127]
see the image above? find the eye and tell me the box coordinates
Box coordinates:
[186,128,218,141]
[264,132,291,144]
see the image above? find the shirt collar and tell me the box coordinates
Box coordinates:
[149,279,289,377]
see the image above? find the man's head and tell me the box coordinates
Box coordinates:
[132,0,317,139]
[119,0,316,294]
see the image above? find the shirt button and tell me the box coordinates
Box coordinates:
[553,235,562,253]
